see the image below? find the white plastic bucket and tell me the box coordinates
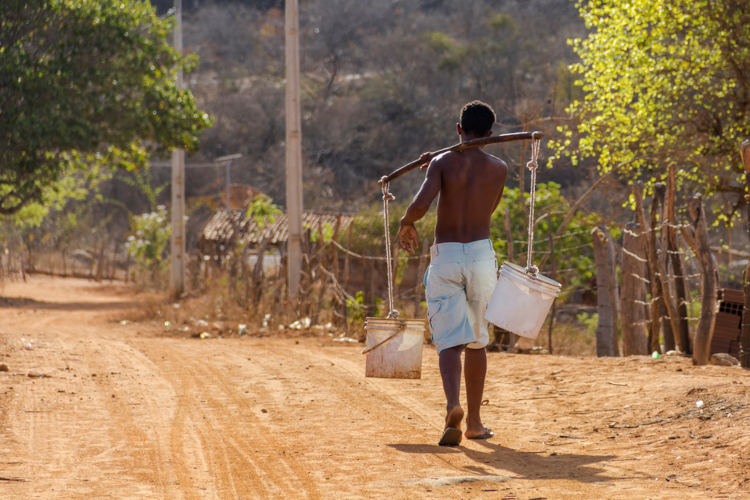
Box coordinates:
[363,317,425,379]
[484,262,561,339]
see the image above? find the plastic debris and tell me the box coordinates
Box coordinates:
[199,332,212,339]
[651,351,661,359]
[289,317,312,330]
[696,400,704,408]
[238,324,248,336]
[332,337,359,343]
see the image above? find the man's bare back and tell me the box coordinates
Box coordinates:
[398,146,507,251]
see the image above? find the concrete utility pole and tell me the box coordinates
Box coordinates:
[170,0,186,298]
[215,153,242,210]
[285,0,303,298]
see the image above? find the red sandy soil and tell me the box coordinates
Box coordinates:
[1,276,749,499]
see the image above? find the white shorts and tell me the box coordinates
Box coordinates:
[425,239,497,353]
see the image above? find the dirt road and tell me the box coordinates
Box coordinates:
[1,276,749,499]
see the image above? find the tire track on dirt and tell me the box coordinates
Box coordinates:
[134,339,321,500]
[33,315,182,498]
[1,312,167,498]
[236,341,503,495]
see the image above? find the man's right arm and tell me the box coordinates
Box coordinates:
[398,159,442,252]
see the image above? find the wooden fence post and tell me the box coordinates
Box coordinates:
[634,185,660,352]
[662,168,691,353]
[547,231,558,354]
[653,183,677,352]
[740,143,750,368]
[391,242,400,310]
[680,195,718,365]
[620,222,649,355]
[743,260,750,368]
[592,226,620,357]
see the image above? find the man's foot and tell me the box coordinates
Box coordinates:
[445,405,464,429]
[465,426,494,440]
[438,406,464,446]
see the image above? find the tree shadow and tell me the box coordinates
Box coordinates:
[388,440,618,483]
[0,296,140,311]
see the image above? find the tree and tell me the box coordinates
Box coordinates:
[555,0,750,221]
[0,0,211,214]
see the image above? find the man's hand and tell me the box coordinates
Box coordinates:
[398,223,419,253]
[418,152,432,170]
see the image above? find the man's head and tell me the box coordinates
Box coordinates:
[458,100,496,139]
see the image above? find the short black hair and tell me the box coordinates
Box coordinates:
[459,100,496,137]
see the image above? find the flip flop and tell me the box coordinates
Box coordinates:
[467,427,494,440]
[438,427,462,446]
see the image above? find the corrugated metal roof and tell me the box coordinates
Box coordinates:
[201,209,354,246]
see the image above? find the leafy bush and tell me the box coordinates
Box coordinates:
[126,205,171,286]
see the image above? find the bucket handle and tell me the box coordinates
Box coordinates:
[361,321,406,355]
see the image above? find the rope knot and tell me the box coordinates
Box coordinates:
[526,159,538,170]
[525,265,539,276]
[381,180,395,201]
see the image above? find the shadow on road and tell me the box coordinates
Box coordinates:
[0,296,140,311]
[388,441,617,483]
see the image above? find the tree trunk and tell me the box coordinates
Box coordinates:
[663,167,691,353]
[742,260,750,368]
[742,178,750,368]
[680,195,718,366]
[633,184,665,353]
[620,222,649,355]
[592,226,620,357]
[343,224,352,289]
[653,183,677,352]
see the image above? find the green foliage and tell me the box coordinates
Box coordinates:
[0,0,212,214]
[347,200,436,256]
[345,290,366,326]
[554,0,750,218]
[309,222,334,245]
[126,205,171,280]
[576,311,599,337]
[490,182,597,291]
[245,194,282,228]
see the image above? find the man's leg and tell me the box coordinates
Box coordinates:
[439,345,465,429]
[464,346,489,437]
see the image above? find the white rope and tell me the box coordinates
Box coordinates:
[380,178,399,319]
[525,136,541,275]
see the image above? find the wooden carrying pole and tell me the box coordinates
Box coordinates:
[380,131,542,184]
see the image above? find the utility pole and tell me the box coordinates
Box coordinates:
[285,0,303,298]
[215,153,242,210]
[170,0,186,298]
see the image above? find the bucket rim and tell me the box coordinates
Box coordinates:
[364,317,426,329]
[500,261,561,290]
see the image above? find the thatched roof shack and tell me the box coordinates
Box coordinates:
[200,209,354,255]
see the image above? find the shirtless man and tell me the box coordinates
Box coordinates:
[397,100,507,446]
